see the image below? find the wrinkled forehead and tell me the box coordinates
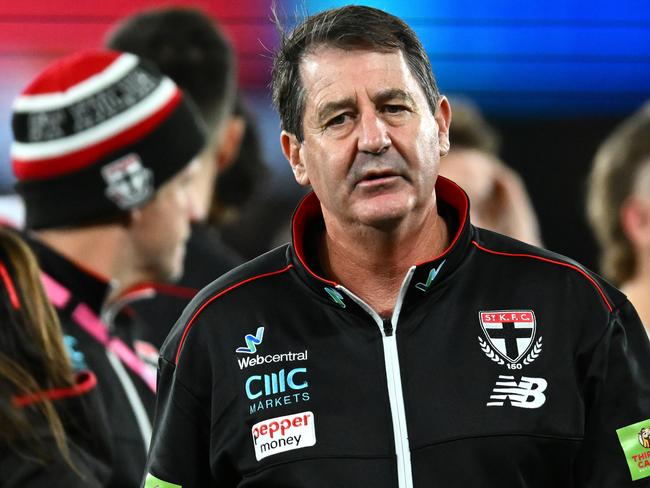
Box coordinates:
[299,46,422,109]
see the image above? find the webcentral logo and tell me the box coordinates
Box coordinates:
[237,350,308,370]
[236,326,264,354]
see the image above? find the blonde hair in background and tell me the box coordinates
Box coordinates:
[0,228,76,469]
[587,104,650,285]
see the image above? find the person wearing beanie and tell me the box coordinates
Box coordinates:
[105,7,247,349]
[9,49,205,488]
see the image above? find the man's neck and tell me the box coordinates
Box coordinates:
[34,225,126,293]
[320,204,449,317]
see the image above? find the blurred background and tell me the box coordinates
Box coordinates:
[1,0,649,269]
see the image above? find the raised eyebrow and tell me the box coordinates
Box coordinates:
[372,89,415,106]
[316,96,357,124]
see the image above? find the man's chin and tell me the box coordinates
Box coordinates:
[352,195,414,228]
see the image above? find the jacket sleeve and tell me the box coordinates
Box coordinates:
[575,299,650,486]
[142,356,213,488]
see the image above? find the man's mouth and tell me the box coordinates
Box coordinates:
[356,169,402,188]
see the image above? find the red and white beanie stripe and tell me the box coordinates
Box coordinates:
[11,51,181,180]
[11,89,181,180]
[12,53,139,112]
[10,49,206,230]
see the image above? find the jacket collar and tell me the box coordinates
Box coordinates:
[289,175,474,311]
[25,234,110,315]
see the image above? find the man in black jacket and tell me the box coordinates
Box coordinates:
[144,6,650,487]
[9,49,205,487]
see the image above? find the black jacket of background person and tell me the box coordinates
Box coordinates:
[131,222,243,349]
[0,372,112,487]
[25,235,156,488]
[144,176,650,487]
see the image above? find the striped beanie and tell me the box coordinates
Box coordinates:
[11,49,205,229]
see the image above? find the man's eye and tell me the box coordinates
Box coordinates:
[328,113,348,126]
[384,104,406,114]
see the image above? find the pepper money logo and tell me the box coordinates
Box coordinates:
[236,326,265,354]
[252,411,316,461]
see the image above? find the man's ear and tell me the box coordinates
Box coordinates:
[281,130,310,186]
[216,115,246,173]
[621,196,650,248]
[435,96,452,157]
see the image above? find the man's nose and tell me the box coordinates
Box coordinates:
[357,112,391,155]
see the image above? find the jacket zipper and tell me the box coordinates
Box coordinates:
[338,266,416,488]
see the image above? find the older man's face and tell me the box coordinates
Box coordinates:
[282,46,450,231]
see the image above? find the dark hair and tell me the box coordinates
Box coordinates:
[210,96,268,226]
[272,5,441,141]
[107,7,236,133]
[0,228,75,466]
[587,104,650,285]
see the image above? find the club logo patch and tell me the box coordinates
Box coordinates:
[252,411,316,460]
[486,375,547,409]
[478,310,542,369]
[102,153,153,209]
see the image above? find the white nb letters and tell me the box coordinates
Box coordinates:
[487,375,547,409]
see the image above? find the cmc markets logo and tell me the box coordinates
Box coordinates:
[246,367,310,414]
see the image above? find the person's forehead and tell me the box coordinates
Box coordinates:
[299,46,422,105]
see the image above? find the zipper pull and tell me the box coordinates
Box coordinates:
[382,318,393,337]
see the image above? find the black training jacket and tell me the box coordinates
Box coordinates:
[144,176,650,487]
[1,372,112,487]
[25,235,157,488]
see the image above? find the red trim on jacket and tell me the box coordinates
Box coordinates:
[416,176,469,266]
[12,371,98,408]
[120,281,199,301]
[291,193,338,287]
[0,262,20,310]
[471,241,613,313]
[175,265,294,364]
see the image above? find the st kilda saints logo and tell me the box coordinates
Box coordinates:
[102,153,153,209]
[478,310,542,370]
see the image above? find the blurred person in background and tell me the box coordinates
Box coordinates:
[587,103,650,329]
[107,7,260,347]
[440,99,542,246]
[9,49,205,487]
[212,96,267,231]
[0,228,110,487]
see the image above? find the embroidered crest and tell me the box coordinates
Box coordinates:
[102,153,153,209]
[478,310,542,368]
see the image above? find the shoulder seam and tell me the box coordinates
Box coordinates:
[174,264,293,364]
[471,241,613,313]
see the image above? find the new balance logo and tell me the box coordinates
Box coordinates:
[487,375,547,409]
[236,327,265,354]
